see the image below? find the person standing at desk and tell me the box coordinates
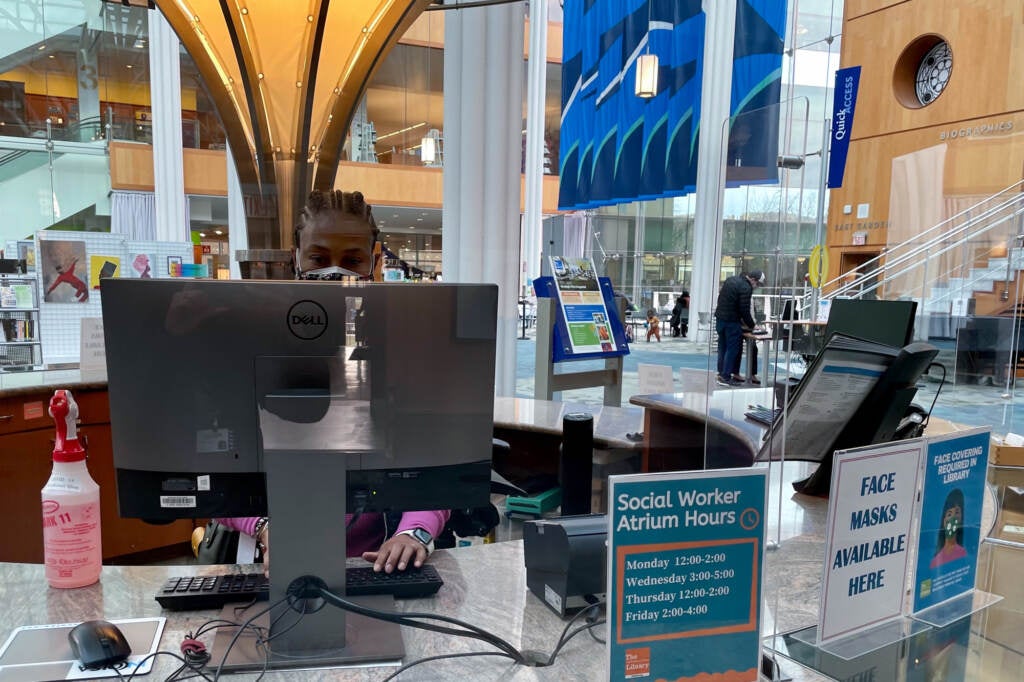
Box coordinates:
[220,189,449,575]
[715,270,764,387]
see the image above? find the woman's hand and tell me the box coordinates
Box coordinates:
[362,534,428,573]
[257,523,270,578]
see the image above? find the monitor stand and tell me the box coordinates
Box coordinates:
[208,448,405,671]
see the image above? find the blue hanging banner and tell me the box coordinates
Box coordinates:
[607,469,767,681]
[725,0,785,188]
[827,65,862,189]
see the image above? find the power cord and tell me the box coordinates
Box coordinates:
[317,582,606,676]
[923,361,947,430]
[316,585,525,662]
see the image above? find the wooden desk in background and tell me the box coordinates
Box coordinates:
[629,389,770,472]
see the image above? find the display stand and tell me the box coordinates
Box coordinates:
[533,276,628,407]
[910,589,1002,629]
[787,617,931,661]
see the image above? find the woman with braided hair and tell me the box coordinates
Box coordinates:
[293,189,382,281]
[217,189,449,576]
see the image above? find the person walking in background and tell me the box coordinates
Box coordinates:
[714,271,764,386]
[646,308,661,342]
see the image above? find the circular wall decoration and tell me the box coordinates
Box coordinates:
[915,42,952,105]
[893,35,952,109]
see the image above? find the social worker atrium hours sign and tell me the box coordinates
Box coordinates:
[608,469,767,682]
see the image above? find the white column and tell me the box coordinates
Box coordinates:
[523,0,548,294]
[226,143,248,279]
[689,0,737,340]
[148,10,187,242]
[443,2,525,397]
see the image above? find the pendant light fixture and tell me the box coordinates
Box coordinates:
[635,1,658,98]
[421,13,435,164]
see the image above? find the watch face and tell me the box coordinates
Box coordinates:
[412,528,432,544]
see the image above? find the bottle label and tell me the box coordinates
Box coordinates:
[42,499,101,582]
[43,472,84,493]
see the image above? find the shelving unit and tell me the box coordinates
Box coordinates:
[0,275,42,371]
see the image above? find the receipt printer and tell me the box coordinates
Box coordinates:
[523,514,607,617]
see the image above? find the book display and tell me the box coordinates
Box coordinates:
[0,275,42,371]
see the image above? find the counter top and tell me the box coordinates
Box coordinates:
[0,369,106,397]
[493,396,644,450]
[0,461,1019,680]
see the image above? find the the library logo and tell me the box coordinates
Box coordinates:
[624,647,650,678]
[287,300,328,340]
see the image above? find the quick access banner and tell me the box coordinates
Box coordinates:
[817,441,923,644]
[607,469,767,682]
[549,257,617,354]
[827,65,861,189]
[912,428,990,614]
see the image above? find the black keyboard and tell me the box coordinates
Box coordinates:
[155,566,444,610]
[744,405,782,426]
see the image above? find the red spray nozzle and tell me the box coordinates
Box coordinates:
[49,390,85,462]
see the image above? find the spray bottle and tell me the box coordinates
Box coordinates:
[41,389,102,588]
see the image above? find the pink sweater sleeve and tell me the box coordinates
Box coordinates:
[394,510,450,539]
[215,517,260,536]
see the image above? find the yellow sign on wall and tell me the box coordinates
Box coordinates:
[808,245,829,288]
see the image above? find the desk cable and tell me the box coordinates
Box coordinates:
[111,583,605,681]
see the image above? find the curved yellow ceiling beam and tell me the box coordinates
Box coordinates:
[155,0,433,248]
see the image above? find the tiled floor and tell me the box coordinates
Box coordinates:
[514,327,1024,437]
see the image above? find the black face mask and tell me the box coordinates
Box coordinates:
[296,265,372,281]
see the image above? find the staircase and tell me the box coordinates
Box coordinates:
[804,181,1024,388]
[812,180,1024,324]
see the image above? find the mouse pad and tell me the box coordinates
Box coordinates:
[0,617,164,680]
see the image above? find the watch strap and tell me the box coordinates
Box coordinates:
[396,528,435,555]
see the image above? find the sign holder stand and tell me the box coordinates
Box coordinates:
[910,588,1002,629]
[533,276,628,407]
[787,617,930,661]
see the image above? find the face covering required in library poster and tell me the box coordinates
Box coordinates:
[913,428,989,614]
[607,469,767,682]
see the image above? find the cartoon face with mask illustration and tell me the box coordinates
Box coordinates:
[294,190,379,281]
[930,488,968,569]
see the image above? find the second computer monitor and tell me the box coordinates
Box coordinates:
[824,298,918,348]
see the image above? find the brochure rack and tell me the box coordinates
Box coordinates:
[533,275,628,407]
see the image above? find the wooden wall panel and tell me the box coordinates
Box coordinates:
[845,1,909,21]
[337,161,562,214]
[182,148,228,196]
[110,142,228,196]
[841,1,1024,140]
[112,146,561,215]
[109,141,154,191]
[825,112,1024,280]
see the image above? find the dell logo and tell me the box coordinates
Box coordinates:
[286,300,328,340]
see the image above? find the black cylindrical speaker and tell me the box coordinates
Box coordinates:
[559,412,594,516]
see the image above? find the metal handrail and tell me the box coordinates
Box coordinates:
[820,180,1024,299]
[808,181,1024,307]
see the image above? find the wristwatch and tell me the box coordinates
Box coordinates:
[397,527,435,554]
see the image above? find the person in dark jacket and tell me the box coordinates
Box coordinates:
[714,271,764,386]
[669,292,690,338]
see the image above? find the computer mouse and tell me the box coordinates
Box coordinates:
[68,619,132,669]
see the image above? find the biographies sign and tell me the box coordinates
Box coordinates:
[913,429,990,613]
[607,469,767,681]
[817,442,923,644]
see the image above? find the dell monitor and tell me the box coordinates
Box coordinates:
[100,278,498,670]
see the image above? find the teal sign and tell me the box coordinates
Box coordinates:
[607,469,767,681]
